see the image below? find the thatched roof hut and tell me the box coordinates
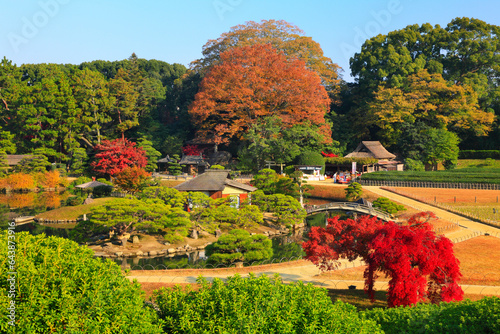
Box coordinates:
[344,141,396,160]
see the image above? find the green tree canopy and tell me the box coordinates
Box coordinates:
[89,197,191,237]
[348,17,500,149]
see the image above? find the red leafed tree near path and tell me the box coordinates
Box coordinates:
[302,212,463,307]
[189,43,332,145]
[91,138,147,177]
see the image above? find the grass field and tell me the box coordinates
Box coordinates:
[456,159,500,169]
[384,187,500,225]
[35,197,114,220]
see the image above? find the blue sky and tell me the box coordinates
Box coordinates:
[1,0,499,81]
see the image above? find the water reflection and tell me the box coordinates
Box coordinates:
[13,222,75,238]
[0,191,67,217]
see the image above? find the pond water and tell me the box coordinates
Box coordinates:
[0,191,69,217]
[110,233,308,270]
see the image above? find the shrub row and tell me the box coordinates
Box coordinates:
[359,168,500,184]
[459,150,500,159]
[363,297,500,334]
[324,157,378,166]
[154,274,383,334]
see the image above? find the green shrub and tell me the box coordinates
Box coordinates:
[345,182,363,201]
[295,150,325,174]
[485,158,495,166]
[0,231,163,333]
[372,197,406,214]
[252,191,306,226]
[65,195,84,206]
[70,176,92,188]
[92,184,113,197]
[404,158,425,171]
[210,164,225,169]
[363,297,500,334]
[154,274,383,334]
[205,229,273,265]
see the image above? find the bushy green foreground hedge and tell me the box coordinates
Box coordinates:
[2,232,499,334]
[0,231,162,334]
[154,274,383,334]
[363,297,500,334]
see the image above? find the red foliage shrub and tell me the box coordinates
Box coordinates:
[303,212,463,307]
[321,151,339,158]
[182,145,204,156]
[91,139,147,177]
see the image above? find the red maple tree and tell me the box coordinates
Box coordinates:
[189,43,332,144]
[302,212,463,307]
[182,145,204,156]
[91,138,147,177]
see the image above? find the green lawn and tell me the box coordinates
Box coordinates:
[36,197,114,220]
[456,159,500,169]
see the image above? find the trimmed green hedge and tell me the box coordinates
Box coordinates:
[363,297,500,334]
[325,157,379,166]
[155,274,383,334]
[359,168,500,184]
[459,150,500,159]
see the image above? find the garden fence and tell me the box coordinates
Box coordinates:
[358,179,500,190]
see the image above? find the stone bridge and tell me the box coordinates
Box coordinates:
[305,202,395,222]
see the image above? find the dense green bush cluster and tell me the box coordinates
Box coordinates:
[459,150,500,159]
[363,297,500,334]
[252,190,306,226]
[205,229,273,265]
[154,274,383,334]
[0,232,162,333]
[372,197,406,214]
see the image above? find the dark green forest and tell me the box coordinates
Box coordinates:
[0,17,499,174]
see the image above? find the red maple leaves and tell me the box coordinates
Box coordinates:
[321,151,338,158]
[91,138,147,177]
[302,212,463,307]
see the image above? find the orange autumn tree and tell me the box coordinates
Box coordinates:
[189,44,332,145]
[113,166,151,194]
[191,19,341,92]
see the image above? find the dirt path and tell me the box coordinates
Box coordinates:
[127,258,500,296]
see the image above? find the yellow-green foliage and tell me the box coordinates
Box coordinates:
[0,231,163,333]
